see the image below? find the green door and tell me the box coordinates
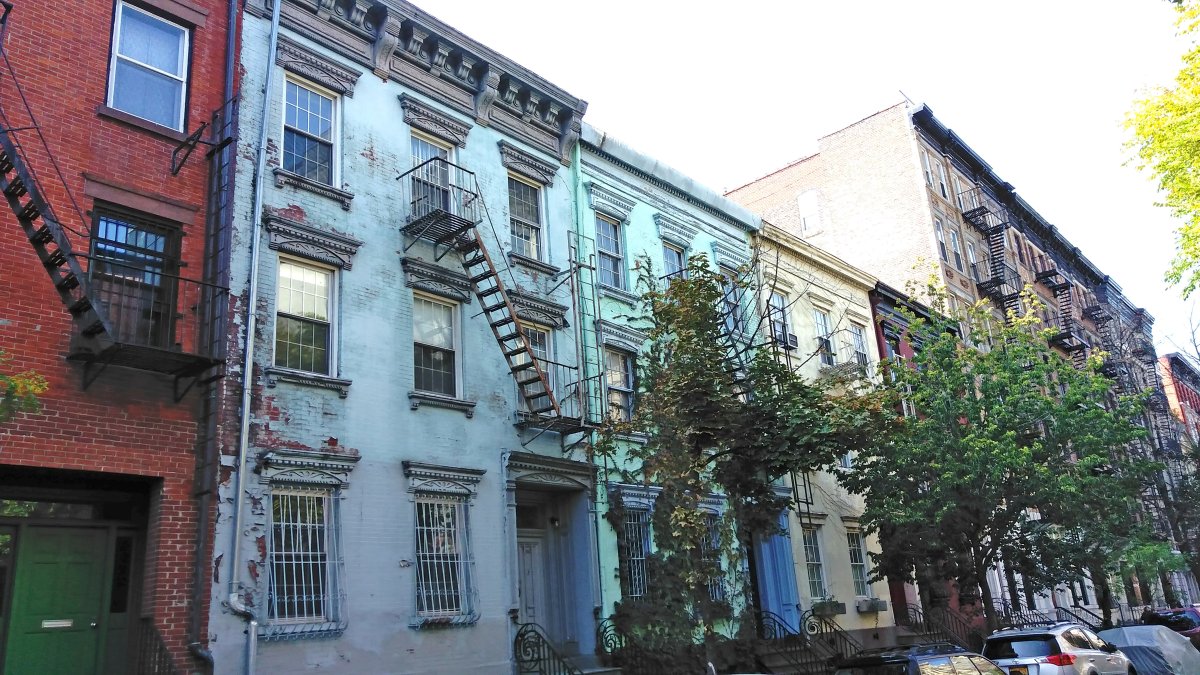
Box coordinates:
[3,527,108,675]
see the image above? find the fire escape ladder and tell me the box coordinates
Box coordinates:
[0,131,115,355]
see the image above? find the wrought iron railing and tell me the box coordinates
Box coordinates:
[800,608,862,662]
[515,623,582,675]
[959,187,1008,232]
[134,618,178,675]
[1055,605,1104,630]
[898,603,977,650]
[757,610,832,673]
[399,156,483,229]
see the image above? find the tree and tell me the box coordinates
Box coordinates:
[840,287,1156,629]
[1126,0,1200,297]
[596,253,885,671]
[0,349,45,425]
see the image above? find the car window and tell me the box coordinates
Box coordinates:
[918,656,955,675]
[1079,627,1108,650]
[982,636,1058,659]
[1153,610,1200,631]
[949,655,980,674]
[1063,628,1094,650]
[967,655,1005,675]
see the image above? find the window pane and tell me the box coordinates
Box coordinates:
[111,60,183,129]
[118,5,185,76]
[848,532,869,597]
[269,491,330,622]
[414,345,456,396]
[278,262,329,320]
[508,178,540,224]
[802,528,826,598]
[596,217,620,255]
[663,244,684,278]
[599,253,624,289]
[413,298,454,349]
[285,82,334,140]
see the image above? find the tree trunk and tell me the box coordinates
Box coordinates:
[1090,562,1115,628]
[975,549,997,632]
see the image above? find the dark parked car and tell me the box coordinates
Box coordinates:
[1140,607,1200,649]
[835,643,1006,675]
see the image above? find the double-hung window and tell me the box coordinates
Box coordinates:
[519,324,552,412]
[813,309,835,367]
[769,292,791,347]
[509,177,542,260]
[934,220,948,262]
[920,150,933,187]
[847,532,871,597]
[268,489,339,625]
[702,512,725,602]
[953,176,966,212]
[410,135,452,219]
[283,79,337,186]
[849,323,869,368]
[662,242,686,281]
[721,270,744,335]
[597,214,625,290]
[949,230,965,272]
[90,207,178,349]
[619,507,651,598]
[967,242,980,281]
[108,2,189,131]
[413,294,458,397]
[414,497,473,618]
[275,259,334,375]
[936,162,949,200]
[801,527,827,599]
[605,348,635,422]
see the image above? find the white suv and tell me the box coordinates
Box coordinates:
[982,622,1134,675]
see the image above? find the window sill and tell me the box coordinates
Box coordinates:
[612,431,648,444]
[599,284,640,307]
[408,391,476,417]
[273,168,354,211]
[259,620,347,641]
[265,367,352,398]
[508,252,561,276]
[409,612,480,629]
[95,105,187,143]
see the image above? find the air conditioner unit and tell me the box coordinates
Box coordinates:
[775,332,798,349]
[856,598,887,613]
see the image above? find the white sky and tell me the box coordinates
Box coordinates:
[416,0,1194,353]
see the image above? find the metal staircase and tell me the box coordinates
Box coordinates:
[961,188,1021,320]
[398,157,595,437]
[1033,257,1087,367]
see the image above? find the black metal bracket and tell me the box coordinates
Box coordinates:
[173,367,224,403]
[171,122,232,176]
[81,357,112,392]
[0,1,12,27]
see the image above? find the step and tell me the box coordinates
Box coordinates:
[55,271,79,291]
[43,249,67,268]
[462,255,486,268]
[476,286,502,297]
[482,302,507,313]
[81,319,105,336]
[18,200,40,221]
[517,375,544,387]
[469,271,496,284]
[504,346,529,358]
[0,151,12,173]
[68,297,92,315]
[4,176,26,198]
[28,224,52,245]
[510,361,537,373]
[490,316,515,328]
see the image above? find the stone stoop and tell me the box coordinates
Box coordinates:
[569,653,621,675]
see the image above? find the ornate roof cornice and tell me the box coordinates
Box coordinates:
[402,256,472,303]
[276,35,361,97]
[264,213,363,269]
[399,94,470,147]
[586,182,635,221]
[498,141,557,186]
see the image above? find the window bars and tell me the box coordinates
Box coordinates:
[620,508,651,598]
[414,497,474,620]
[703,513,726,602]
[268,489,337,625]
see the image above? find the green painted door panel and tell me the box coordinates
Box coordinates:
[4,527,107,675]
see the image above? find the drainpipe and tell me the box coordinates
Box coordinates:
[226,0,282,671]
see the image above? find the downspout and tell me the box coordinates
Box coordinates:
[186,0,242,668]
[227,0,283,671]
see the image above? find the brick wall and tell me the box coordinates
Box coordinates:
[0,0,233,669]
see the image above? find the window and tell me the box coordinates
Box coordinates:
[721,269,744,335]
[413,294,458,397]
[414,497,473,618]
[108,2,189,130]
[605,348,635,422]
[797,191,821,234]
[967,242,980,281]
[283,79,337,186]
[662,242,686,280]
[838,451,853,470]
[953,176,966,211]
[410,135,452,218]
[949,230,964,272]
[90,208,177,348]
[813,308,835,366]
[885,338,917,418]
[596,214,625,290]
[849,323,869,368]
[937,161,949,200]
[801,527,827,599]
[275,260,333,375]
[847,532,871,597]
[619,507,651,598]
[769,292,791,347]
[934,220,948,261]
[702,512,725,602]
[519,324,552,412]
[509,176,542,259]
[920,150,933,187]
[268,489,337,624]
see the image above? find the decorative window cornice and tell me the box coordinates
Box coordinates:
[586,182,635,222]
[260,448,361,488]
[612,483,723,512]
[265,213,363,270]
[402,257,472,303]
[654,212,700,248]
[509,289,569,329]
[403,461,485,499]
[507,451,594,490]
[399,94,471,148]
[710,239,751,270]
[276,36,360,97]
[598,319,648,353]
[498,141,557,186]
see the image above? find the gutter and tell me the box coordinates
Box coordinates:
[225,0,283,671]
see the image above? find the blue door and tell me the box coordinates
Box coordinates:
[754,512,801,630]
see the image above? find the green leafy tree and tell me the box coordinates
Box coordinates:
[598,254,885,670]
[0,349,45,425]
[1127,0,1200,297]
[841,288,1155,629]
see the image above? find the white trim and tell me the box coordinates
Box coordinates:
[272,255,339,377]
[412,290,463,398]
[281,75,341,187]
[107,2,190,131]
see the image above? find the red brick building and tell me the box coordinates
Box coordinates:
[0,0,236,672]
[1160,353,1200,446]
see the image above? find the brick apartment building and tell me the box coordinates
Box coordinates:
[0,0,236,672]
[1161,352,1200,446]
[728,101,1196,612]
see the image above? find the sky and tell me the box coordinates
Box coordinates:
[415,0,1195,353]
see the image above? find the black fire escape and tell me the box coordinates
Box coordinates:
[1032,255,1087,369]
[961,188,1021,320]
